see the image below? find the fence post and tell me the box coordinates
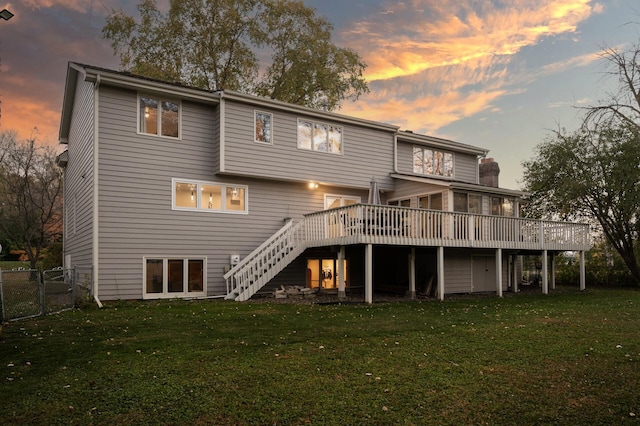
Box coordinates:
[39,271,46,315]
[0,270,4,322]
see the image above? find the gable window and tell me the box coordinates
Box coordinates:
[144,257,205,299]
[173,179,248,214]
[255,111,272,144]
[413,146,453,177]
[139,95,180,138]
[297,119,343,154]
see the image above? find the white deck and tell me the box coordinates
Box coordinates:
[225,204,589,301]
[304,204,590,251]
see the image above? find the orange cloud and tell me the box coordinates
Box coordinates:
[350,0,595,82]
[336,0,599,133]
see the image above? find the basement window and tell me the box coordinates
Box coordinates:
[144,257,205,299]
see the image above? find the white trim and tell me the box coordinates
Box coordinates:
[137,93,182,140]
[142,256,207,299]
[171,178,249,214]
[254,110,273,145]
[296,118,344,155]
[412,145,455,179]
[323,193,361,209]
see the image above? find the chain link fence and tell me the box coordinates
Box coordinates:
[0,266,92,322]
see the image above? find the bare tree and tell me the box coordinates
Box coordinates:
[0,131,63,269]
[583,39,640,130]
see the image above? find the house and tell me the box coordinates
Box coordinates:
[57,62,589,304]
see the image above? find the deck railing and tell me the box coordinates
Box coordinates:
[304,204,590,251]
[224,204,589,300]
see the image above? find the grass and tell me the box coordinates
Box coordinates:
[0,261,32,271]
[1,286,640,425]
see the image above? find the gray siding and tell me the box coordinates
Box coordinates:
[64,78,94,268]
[223,101,396,191]
[95,86,371,300]
[396,141,478,184]
[388,180,450,209]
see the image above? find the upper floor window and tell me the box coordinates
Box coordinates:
[139,96,180,138]
[172,179,248,214]
[255,111,272,144]
[413,146,453,177]
[297,119,343,154]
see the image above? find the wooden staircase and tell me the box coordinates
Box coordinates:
[224,219,308,301]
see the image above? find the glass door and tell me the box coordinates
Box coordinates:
[306,258,348,289]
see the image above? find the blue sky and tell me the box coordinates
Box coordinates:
[0,0,638,189]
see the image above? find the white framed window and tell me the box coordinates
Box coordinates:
[413,146,453,177]
[388,198,411,207]
[172,178,248,214]
[297,119,343,154]
[138,95,181,138]
[453,192,483,214]
[254,110,273,144]
[324,194,360,209]
[491,196,515,217]
[418,192,444,210]
[143,256,206,299]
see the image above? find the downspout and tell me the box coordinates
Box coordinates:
[217,91,226,173]
[92,74,103,308]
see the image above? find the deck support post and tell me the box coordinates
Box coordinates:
[542,250,548,294]
[365,244,373,304]
[511,254,518,293]
[496,248,503,297]
[337,246,346,299]
[550,252,556,290]
[408,247,416,299]
[437,246,445,301]
[579,251,586,291]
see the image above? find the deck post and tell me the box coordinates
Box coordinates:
[550,252,556,290]
[437,246,445,301]
[512,254,519,293]
[579,250,586,291]
[496,248,503,297]
[408,247,416,299]
[337,246,346,299]
[541,250,548,294]
[365,244,373,304]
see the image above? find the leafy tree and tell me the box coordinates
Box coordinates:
[103,0,369,110]
[0,131,63,270]
[522,124,640,283]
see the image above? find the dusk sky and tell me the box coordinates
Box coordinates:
[0,0,637,189]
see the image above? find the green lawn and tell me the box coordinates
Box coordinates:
[1,287,639,425]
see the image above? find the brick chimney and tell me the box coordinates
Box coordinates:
[479,158,500,188]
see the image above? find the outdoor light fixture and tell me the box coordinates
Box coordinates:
[0,9,14,20]
[308,182,318,189]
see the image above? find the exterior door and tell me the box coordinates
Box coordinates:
[472,255,496,292]
[307,258,348,289]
